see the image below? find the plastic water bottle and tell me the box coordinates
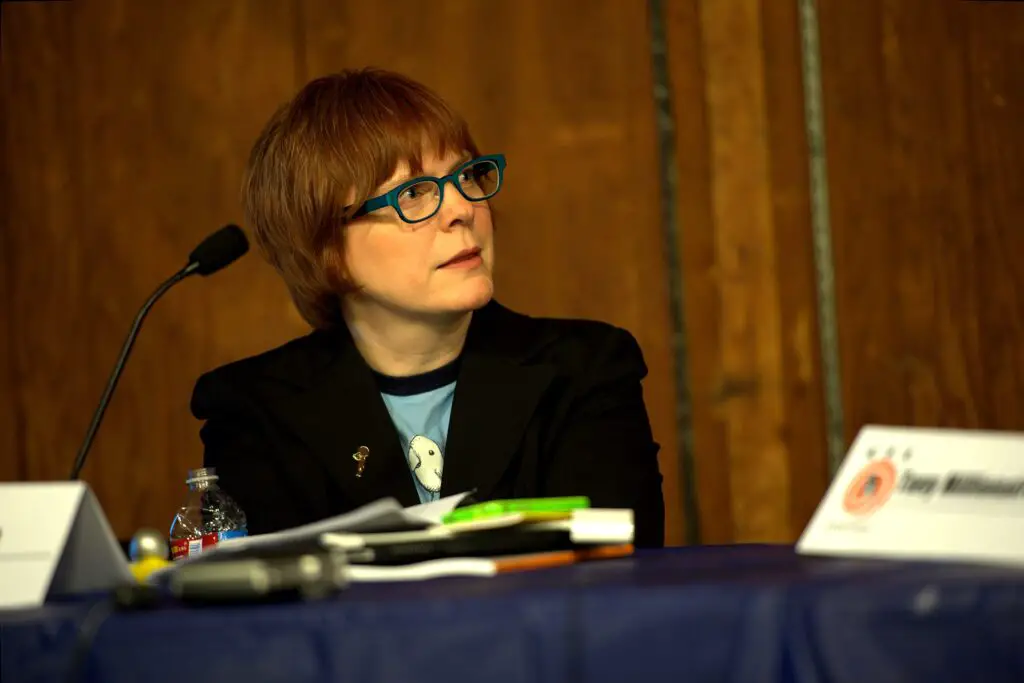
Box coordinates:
[169,467,248,560]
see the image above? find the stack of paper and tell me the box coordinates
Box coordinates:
[320,506,635,581]
[170,492,464,557]
[154,493,634,583]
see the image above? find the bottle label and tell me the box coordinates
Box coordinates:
[170,528,248,561]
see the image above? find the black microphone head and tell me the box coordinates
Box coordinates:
[188,224,249,276]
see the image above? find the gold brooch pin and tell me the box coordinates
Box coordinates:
[352,446,370,478]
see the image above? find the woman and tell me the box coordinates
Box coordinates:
[191,68,666,547]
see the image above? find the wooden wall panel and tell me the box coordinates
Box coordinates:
[0,70,17,481]
[3,0,686,545]
[299,0,685,545]
[1,0,306,535]
[0,0,17,482]
[819,0,1024,439]
[0,233,15,481]
[664,0,829,543]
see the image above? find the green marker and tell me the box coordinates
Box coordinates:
[442,496,591,524]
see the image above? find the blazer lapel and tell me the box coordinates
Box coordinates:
[273,329,421,509]
[441,303,556,499]
[267,301,555,510]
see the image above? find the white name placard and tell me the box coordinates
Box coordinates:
[797,425,1024,566]
[0,482,133,610]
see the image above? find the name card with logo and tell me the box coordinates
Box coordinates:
[797,425,1024,566]
[0,482,132,610]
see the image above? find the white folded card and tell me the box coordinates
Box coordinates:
[0,481,133,610]
[797,425,1024,567]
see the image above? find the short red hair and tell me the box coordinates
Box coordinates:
[242,68,480,329]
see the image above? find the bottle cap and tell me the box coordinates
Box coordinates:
[185,467,218,485]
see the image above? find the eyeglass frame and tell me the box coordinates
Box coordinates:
[350,154,507,224]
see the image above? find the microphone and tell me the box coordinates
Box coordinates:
[69,224,249,480]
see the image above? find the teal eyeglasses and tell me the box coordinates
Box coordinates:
[352,154,506,224]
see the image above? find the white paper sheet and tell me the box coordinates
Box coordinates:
[403,491,473,525]
[150,491,474,577]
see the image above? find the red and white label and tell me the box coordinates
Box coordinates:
[170,529,247,560]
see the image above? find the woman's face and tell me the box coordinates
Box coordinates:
[342,148,495,321]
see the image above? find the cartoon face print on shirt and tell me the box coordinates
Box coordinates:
[408,435,443,493]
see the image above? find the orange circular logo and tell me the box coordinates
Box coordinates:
[843,459,897,516]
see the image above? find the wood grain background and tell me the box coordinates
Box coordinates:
[819,0,1024,441]
[664,0,829,544]
[2,0,1023,545]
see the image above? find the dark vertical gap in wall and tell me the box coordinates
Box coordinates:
[0,4,28,481]
[648,0,701,546]
[293,0,308,87]
[797,0,845,476]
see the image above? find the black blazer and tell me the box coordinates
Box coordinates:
[190,300,666,547]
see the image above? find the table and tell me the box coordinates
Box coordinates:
[3,545,1023,683]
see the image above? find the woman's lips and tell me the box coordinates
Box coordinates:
[439,247,482,269]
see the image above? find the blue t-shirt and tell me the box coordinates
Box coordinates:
[374,359,459,504]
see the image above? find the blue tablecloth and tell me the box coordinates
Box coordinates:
[3,545,1024,683]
